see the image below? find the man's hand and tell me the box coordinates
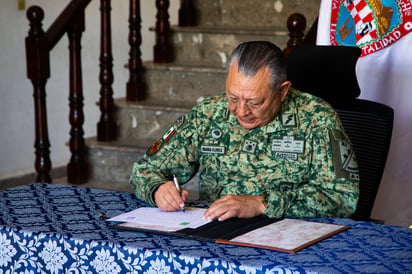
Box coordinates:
[203,194,266,221]
[154,181,189,211]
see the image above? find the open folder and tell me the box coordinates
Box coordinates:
[107,207,350,253]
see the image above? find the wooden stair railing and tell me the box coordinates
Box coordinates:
[126,0,145,101]
[97,0,116,141]
[25,0,116,184]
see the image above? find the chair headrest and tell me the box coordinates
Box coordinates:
[287,45,362,105]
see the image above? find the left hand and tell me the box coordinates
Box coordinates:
[203,194,266,221]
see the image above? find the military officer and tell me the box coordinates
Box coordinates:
[129,41,359,221]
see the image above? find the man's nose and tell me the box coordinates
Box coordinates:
[236,103,251,115]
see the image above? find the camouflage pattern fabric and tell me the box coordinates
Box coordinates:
[129,88,360,218]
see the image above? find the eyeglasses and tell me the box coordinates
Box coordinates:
[227,97,263,111]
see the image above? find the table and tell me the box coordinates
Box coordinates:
[0,183,411,273]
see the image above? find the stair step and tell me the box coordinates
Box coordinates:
[170,26,289,67]
[114,98,192,146]
[193,0,320,29]
[86,137,146,186]
[142,62,226,106]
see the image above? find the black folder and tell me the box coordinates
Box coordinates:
[110,214,279,242]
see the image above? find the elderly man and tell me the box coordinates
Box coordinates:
[129,41,359,221]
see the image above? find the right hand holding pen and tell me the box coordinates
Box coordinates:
[154,181,189,211]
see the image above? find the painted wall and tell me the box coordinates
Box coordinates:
[0,0,178,179]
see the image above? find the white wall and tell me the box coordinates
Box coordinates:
[0,0,178,179]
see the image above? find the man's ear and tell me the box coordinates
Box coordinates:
[280,81,291,102]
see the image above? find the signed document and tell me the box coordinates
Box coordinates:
[107,207,210,232]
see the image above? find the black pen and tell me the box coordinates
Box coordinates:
[173,174,185,212]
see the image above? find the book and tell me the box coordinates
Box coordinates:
[108,207,350,253]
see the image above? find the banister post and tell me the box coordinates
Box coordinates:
[25,6,52,183]
[179,0,195,26]
[67,10,88,184]
[126,0,146,101]
[97,0,116,141]
[154,0,173,63]
[284,13,306,57]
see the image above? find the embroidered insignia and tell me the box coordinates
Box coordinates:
[330,0,412,56]
[147,138,163,156]
[175,116,185,128]
[162,126,176,142]
[350,172,360,181]
[200,145,225,154]
[211,128,222,139]
[242,140,257,153]
[339,140,359,173]
[274,152,298,160]
[282,113,296,127]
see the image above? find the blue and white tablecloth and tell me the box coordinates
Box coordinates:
[0,183,411,273]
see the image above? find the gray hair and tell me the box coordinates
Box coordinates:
[227,41,287,91]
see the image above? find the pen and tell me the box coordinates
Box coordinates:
[173,174,185,212]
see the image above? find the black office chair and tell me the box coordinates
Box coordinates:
[287,45,394,221]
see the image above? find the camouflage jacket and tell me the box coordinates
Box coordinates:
[129,88,360,218]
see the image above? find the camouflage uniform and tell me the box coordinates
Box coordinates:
[129,88,360,218]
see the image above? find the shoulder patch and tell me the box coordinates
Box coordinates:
[146,116,187,156]
[329,129,359,180]
[175,115,185,128]
[146,138,164,156]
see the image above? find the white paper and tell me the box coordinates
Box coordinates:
[108,207,210,231]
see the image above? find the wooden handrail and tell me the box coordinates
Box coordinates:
[46,0,91,50]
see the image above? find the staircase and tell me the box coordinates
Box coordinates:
[85,0,321,192]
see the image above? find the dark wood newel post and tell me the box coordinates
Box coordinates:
[154,0,172,63]
[26,6,52,183]
[97,0,116,141]
[126,0,145,101]
[67,11,88,184]
[284,13,306,57]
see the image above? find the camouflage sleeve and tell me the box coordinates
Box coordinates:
[129,112,200,206]
[263,126,360,218]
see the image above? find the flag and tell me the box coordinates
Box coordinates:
[317,0,412,226]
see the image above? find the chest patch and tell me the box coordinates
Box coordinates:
[242,140,257,154]
[271,136,304,160]
[200,139,225,154]
[271,136,305,153]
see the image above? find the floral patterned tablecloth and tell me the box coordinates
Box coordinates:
[0,183,411,273]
